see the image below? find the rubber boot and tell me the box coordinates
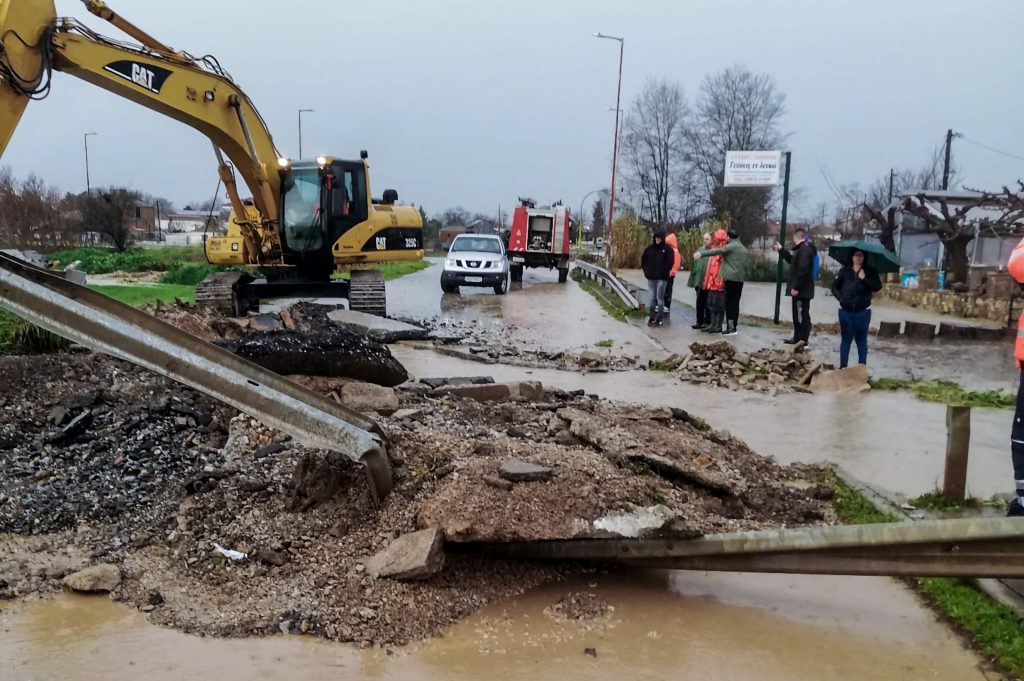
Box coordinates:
[706,310,723,334]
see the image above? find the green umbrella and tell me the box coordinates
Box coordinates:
[828,239,901,274]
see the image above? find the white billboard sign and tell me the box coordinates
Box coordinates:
[723,150,782,187]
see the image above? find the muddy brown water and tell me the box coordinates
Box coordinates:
[393,345,1014,500]
[0,571,987,680]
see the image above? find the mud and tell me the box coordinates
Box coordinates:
[0,571,991,680]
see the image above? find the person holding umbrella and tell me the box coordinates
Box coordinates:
[827,240,900,368]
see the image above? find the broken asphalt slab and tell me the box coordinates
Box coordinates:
[363,527,445,580]
[327,309,429,343]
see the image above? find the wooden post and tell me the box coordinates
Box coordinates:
[943,405,971,500]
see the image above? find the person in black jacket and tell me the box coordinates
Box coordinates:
[641,231,674,327]
[773,227,816,345]
[831,249,882,368]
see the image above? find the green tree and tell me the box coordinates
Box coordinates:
[591,198,606,239]
[76,188,141,252]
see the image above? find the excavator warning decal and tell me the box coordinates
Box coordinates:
[103,60,172,94]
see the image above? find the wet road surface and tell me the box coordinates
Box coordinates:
[0,571,989,680]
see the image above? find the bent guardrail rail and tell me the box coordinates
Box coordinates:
[0,251,393,500]
[572,260,641,310]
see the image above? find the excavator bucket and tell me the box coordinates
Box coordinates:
[0,0,56,154]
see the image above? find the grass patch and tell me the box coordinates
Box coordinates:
[571,269,646,323]
[0,309,68,354]
[160,262,222,286]
[826,471,1024,678]
[595,339,614,348]
[916,578,1024,676]
[911,490,982,513]
[825,473,900,524]
[333,260,432,282]
[88,283,196,306]
[871,377,1015,410]
[48,246,205,274]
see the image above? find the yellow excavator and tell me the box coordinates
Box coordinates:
[0,0,422,316]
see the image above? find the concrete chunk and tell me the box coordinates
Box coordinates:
[499,458,553,483]
[62,564,121,593]
[363,527,445,581]
[338,382,399,414]
[432,381,543,402]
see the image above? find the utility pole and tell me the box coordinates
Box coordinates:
[594,32,624,265]
[773,151,792,326]
[888,168,895,202]
[942,128,954,190]
[83,132,97,196]
[298,108,314,159]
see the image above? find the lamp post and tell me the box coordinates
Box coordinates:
[298,108,314,159]
[578,188,607,246]
[594,32,624,265]
[83,132,97,195]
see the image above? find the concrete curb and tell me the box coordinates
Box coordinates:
[831,465,1024,618]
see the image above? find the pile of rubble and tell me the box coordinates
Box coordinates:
[668,340,822,394]
[0,349,834,646]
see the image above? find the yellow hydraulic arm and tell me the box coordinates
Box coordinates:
[0,0,284,261]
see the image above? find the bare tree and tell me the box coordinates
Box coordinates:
[0,167,77,251]
[621,78,690,229]
[687,65,787,240]
[440,206,472,227]
[76,188,141,252]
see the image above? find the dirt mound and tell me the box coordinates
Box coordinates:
[0,351,833,646]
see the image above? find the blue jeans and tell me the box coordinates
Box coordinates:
[647,279,667,318]
[838,308,871,367]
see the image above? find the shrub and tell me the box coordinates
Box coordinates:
[160,262,220,285]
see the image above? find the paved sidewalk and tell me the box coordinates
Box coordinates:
[620,270,1003,330]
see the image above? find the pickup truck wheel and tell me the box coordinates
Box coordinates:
[494,271,510,295]
[441,283,458,294]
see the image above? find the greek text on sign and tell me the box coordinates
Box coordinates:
[724,151,782,187]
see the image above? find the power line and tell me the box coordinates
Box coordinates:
[959,136,1024,162]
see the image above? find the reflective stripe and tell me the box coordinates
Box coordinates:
[1012,440,1024,445]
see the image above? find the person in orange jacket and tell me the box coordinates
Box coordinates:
[663,230,682,316]
[1006,236,1024,516]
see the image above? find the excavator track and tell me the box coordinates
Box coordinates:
[195,271,256,316]
[348,269,387,317]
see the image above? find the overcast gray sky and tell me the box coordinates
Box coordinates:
[5,0,1022,220]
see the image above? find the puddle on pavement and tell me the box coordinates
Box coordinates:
[392,345,1012,499]
[0,571,986,680]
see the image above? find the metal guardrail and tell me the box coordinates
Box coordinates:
[0,251,393,501]
[459,516,1024,578]
[572,260,641,310]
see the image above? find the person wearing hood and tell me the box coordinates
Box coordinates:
[1002,234,1024,516]
[693,228,749,336]
[663,230,682,316]
[640,230,674,327]
[700,229,728,333]
[687,232,712,329]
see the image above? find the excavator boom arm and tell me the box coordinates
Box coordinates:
[0,0,283,246]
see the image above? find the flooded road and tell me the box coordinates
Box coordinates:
[393,345,1014,500]
[0,571,988,680]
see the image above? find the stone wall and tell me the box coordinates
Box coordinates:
[875,285,1011,323]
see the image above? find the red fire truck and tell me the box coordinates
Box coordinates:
[506,198,572,283]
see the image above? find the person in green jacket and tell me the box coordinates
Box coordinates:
[693,229,749,336]
[687,233,712,329]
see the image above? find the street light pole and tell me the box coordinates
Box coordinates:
[83,132,97,196]
[298,108,314,159]
[595,32,624,265]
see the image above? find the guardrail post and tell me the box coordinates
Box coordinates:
[943,405,971,500]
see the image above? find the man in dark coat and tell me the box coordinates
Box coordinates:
[641,231,674,327]
[773,227,816,344]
